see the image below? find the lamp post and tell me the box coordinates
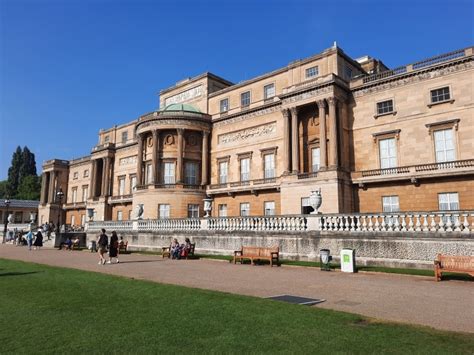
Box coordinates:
[56,188,64,235]
[2,198,11,243]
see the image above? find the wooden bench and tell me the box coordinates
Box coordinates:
[434,254,474,281]
[60,239,80,250]
[118,241,128,254]
[162,243,195,259]
[234,246,279,267]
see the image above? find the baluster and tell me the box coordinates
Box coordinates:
[421,214,428,232]
[438,214,445,232]
[342,215,348,231]
[348,215,354,231]
[367,215,373,232]
[407,214,414,232]
[374,215,380,231]
[400,214,407,232]
[385,215,392,231]
[445,214,453,232]
[361,215,367,231]
[429,214,437,232]
[462,213,470,233]
[414,214,421,232]
[454,214,461,232]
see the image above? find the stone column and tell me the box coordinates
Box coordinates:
[136,134,144,185]
[282,109,291,174]
[328,97,338,167]
[152,130,159,184]
[40,173,47,204]
[100,158,106,197]
[317,100,327,169]
[176,128,184,183]
[201,131,209,185]
[48,171,56,203]
[102,157,110,197]
[90,160,96,198]
[290,107,299,173]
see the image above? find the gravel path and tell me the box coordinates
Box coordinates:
[1,244,473,333]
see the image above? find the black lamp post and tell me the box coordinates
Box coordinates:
[3,198,11,244]
[56,188,64,235]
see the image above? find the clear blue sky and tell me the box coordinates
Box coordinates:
[1,0,473,180]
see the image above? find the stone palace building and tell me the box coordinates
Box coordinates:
[38,44,474,226]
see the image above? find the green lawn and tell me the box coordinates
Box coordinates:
[1,259,473,354]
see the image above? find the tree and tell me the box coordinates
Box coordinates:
[19,146,37,182]
[6,146,22,197]
[16,175,41,200]
[0,180,8,199]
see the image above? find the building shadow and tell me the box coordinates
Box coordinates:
[0,271,42,277]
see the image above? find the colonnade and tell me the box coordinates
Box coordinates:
[40,171,57,204]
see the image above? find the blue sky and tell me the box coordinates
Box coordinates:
[1,0,473,180]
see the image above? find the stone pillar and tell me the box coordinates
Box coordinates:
[102,157,110,197]
[40,173,47,204]
[101,158,106,197]
[136,134,144,185]
[317,100,327,169]
[152,130,159,184]
[282,109,291,174]
[90,160,96,198]
[176,128,184,183]
[201,131,209,186]
[290,107,299,173]
[328,97,338,167]
[48,171,56,203]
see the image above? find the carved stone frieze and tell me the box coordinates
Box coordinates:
[218,122,277,146]
[136,118,210,134]
[282,86,332,105]
[119,156,137,166]
[213,105,281,128]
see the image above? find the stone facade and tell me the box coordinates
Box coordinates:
[38,45,474,225]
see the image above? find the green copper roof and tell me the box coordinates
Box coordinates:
[161,103,201,113]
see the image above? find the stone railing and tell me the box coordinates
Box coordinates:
[138,219,201,231]
[207,216,310,231]
[86,220,133,232]
[208,177,279,191]
[6,223,32,231]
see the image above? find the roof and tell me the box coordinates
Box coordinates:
[160,103,201,113]
[0,199,40,209]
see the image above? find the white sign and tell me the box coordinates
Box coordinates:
[164,85,203,106]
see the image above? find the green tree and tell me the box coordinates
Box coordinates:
[6,146,22,197]
[0,180,8,199]
[16,175,41,200]
[19,146,37,183]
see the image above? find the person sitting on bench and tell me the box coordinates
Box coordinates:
[179,238,192,259]
[59,237,73,250]
[171,238,180,259]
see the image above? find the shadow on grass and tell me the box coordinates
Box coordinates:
[117,260,163,264]
[0,271,42,277]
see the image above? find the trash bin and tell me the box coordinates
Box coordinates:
[320,249,332,271]
[340,248,356,273]
[89,240,97,253]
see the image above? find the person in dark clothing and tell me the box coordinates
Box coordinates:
[108,231,119,264]
[97,229,108,265]
[33,229,43,250]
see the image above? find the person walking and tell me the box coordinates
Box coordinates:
[25,230,34,251]
[33,228,43,250]
[97,229,108,265]
[108,231,119,264]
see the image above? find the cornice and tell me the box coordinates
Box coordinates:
[212,102,281,128]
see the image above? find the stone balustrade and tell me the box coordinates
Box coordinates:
[85,211,474,234]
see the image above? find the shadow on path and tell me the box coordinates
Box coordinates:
[0,271,42,277]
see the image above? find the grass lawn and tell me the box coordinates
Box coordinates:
[1,259,473,354]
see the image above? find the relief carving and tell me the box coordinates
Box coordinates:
[119,156,137,166]
[218,122,277,146]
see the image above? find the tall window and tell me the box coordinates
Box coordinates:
[146,163,153,184]
[438,193,459,211]
[240,158,250,181]
[73,172,78,180]
[184,161,198,185]
[121,131,128,143]
[81,214,85,226]
[159,204,170,219]
[345,66,353,80]
[118,177,126,195]
[434,129,455,162]
[71,215,75,226]
[382,196,400,213]
[301,197,312,214]
[305,66,319,78]
[240,203,250,216]
[264,201,275,216]
[117,211,123,221]
[377,100,394,115]
[311,148,320,172]
[164,162,175,184]
[72,188,77,203]
[219,161,228,184]
[130,175,137,192]
[430,87,450,103]
[220,98,229,113]
[82,186,88,201]
[264,154,275,178]
[218,204,227,217]
[379,138,397,169]
[241,91,250,107]
[104,135,110,143]
[83,170,89,178]
[187,204,199,218]
[264,84,275,100]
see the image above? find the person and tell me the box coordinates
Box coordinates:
[97,229,108,265]
[25,230,34,251]
[16,231,25,246]
[118,237,125,250]
[33,228,43,250]
[58,237,72,250]
[108,231,119,264]
[171,238,180,259]
[179,238,192,259]
[43,223,50,240]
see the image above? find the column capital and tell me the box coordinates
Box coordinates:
[177,128,184,135]
[281,108,290,118]
[202,130,210,137]
[290,106,298,116]
[327,97,338,106]
[316,99,326,107]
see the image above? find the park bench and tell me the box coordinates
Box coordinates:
[60,239,80,250]
[118,241,128,254]
[162,243,195,259]
[434,254,474,281]
[234,246,279,267]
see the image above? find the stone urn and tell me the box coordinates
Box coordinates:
[30,212,37,223]
[87,208,95,221]
[7,213,13,224]
[309,189,322,214]
[203,198,213,218]
[135,204,144,220]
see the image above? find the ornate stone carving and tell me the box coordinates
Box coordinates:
[164,134,174,145]
[164,85,203,106]
[282,86,332,105]
[187,134,198,146]
[119,156,137,166]
[218,122,277,146]
[213,105,280,128]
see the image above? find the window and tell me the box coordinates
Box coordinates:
[14,212,22,223]
[240,203,250,216]
[104,135,110,143]
[264,201,275,216]
[311,148,320,172]
[159,204,170,219]
[117,211,123,221]
[82,186,88,201]
[264,84,275,100]
[118,176,126,196]
[219,161,228,184]
[434,129,455,162]
[264,154,275,178]
[72,188,77,203]
[81,214,85,226]
[184,161,198,185]
[241,91,250,107]
[382,196,400,213]
[345,66,353,80]
[187,204,199,218]
[83,170,89,178]
[438,193,459,211]
[305,66,319,78]
[220,98,229,113]
[240,158,250,181]
[301,197,313,214]
[146,163,153,184]
[130,175,137,192]
[379,138,397,169]
[218,204,227,217]
[71,215,75,226]
[377,100,394,115]
[164,162,175,184]
[431,87,450,103]
[121,131,128,143]
[73,172,78,180]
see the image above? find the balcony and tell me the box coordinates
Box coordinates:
[297,172,319,180]
[64,202,86,210]
[207,177,280,195]
[109,194,133,204]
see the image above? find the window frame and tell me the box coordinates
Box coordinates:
[305,66,319,79]
[218,204,227,217]
[264,201,275,216]
[121,131,128,144]
[187,204,200,218]
[220,98,229,113]
[163,161,176,185]
[158,204,170,219]
[118,175,126,196]
[240,91,251,108]
[240,203,250,217]
[429,86,453,107]
[263,83,275,100]
[372,130,401,170]
[426,119,459,164]
[184,161,199,185]
[375,99,396,118]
